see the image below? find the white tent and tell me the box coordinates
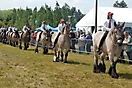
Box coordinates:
[75,7,132,33]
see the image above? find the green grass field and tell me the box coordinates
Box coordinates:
[0,43,132,88]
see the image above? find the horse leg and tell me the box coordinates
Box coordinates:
[35,41,39,53]
[13,42,16,47]
[26,42,29,48]
[98,53,106,73]
[16,41,18,45]
[53,48,59,62]
[43,44,48,54]
[24,42,27,50]
[10,40,13,46]
[108,54,119,78]
[19,39,22,49]
[93,54,100,73]
[59,49,63,62]
[63,50,68,63]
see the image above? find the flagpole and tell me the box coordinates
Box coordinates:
[95,0,98,33]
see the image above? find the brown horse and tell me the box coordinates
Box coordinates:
[92,22,125,78]
[19,30,31,50]
[52,23,72,63]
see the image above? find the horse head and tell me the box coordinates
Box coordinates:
[110,22,125,46]
[63,22,72,35]
[43,29,51,41]
[25,30,31,36]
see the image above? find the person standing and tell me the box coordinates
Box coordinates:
[69,29,76,52]
[123,31,132,64]
[78,30,86,54]
[85,31,92,54]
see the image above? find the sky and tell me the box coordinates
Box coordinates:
[0,0,132,14]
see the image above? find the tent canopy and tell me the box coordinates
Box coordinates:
[76,7,132,28]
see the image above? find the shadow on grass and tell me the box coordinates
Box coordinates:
[119,73,132,79]
[67,60,90,66]
[27,49,35,51]
[45,52,54,55]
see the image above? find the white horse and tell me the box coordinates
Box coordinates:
[35,30,51,54]
[92,22,125,78]
[6,31,19,47]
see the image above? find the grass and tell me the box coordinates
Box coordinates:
[0,43,132,88]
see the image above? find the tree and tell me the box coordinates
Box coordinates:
[0,2,84,29]
[113,0,128,8]
[53,1,62,27]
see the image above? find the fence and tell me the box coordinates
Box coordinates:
[30,37,132,63]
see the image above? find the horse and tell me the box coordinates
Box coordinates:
[1,30,7,44]
[34,29,51,54]
[19,30,31,50]
[52,23,72,63]
[0,30,3,42]
[6,31,19,47]
[92,22,125,78]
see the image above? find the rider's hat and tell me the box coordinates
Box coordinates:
[108,12,113,16]
[42,21,46,24]
[60,18,65,23]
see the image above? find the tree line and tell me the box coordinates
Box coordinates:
[0,1,84,30]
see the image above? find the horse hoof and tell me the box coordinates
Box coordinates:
[53,60,59,62]
[111,73,119,79]
[98,63,106,73]
[35,49,38,53]
[43,47,48,54]
[63,60,68,63]
[19,46,22,49]
[93,70,100,73]
[24,48,27,50]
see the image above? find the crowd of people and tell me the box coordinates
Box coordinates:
[69,29,92,54]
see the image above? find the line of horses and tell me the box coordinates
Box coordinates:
[0,22,125,79]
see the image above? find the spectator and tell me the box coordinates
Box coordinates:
[123,31,132,64]
[85,31,92,54]
[76,28,80,39]
[78,30,86,54]
[69,29,76,52]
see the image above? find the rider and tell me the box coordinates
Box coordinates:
[13,26,18,32]
[53,18,66,48]
[8,24,13,32]
[40,21,48,31]
[96,12,116,53]
[13,26,19,37]
[22,24,30,33]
